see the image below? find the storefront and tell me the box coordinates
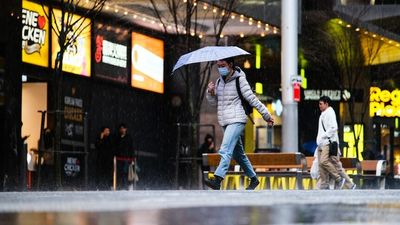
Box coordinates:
[18,0,172,190]
[370,86,400,176]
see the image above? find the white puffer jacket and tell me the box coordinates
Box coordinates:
[206,67,272,127]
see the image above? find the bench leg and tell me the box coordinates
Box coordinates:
[296,172,303,190]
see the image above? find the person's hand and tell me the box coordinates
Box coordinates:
[207,82,215,96]
[267,117,274,127]
[209,142,214,149]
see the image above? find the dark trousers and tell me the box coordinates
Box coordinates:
[116,160,130,190]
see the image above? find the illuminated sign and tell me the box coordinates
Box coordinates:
[22,0,49,67]
[304,90,342,101]
[370,87,400,117]
[94,24,128,83]
[343,124,364,160]
[51,9,91,76]
[131,32,164,94]
[96,37,126,67]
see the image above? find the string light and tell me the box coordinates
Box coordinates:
[248,18,253,25]
[346,24,351,28]
[220,34,224,38]
[101,2,282,39]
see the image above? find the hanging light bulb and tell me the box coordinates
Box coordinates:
[248,18,253,25]
[240,33,244,38]
[231,14,235,19]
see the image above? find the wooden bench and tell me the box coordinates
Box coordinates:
[352,160,387,189]
[202,152,306,190]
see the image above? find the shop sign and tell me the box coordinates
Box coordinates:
[304,89,343,101]
[22,0,49,67]
[94,23,129,83]
[370,87,400,117]
[95,36,127,67]
[64,157,80,177]
[51,9,91,76]
[63,95,84,138]
[131,32,164,94]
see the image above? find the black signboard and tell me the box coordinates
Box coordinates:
[60,84,87,188]
[94,23,129,84]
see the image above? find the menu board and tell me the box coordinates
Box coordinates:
[94,23,128,83]
[131,32,164,94]
[51,9,91,76]
[22,0,49,67]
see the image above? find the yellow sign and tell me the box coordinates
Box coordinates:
[131,32,164,94]
[51,9,91,76]
[22,0,49,67]
[343,124,364,160]
[370,87,400,117]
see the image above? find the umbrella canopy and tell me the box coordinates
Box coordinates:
[172,46,250,72]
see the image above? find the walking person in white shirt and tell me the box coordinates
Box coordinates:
[316,96,346,189]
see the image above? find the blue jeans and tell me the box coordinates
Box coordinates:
[214,123,256,179]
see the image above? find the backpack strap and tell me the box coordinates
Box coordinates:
[235,77,254,124]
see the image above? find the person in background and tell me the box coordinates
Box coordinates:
[316,96,346,190]
[114,123,134,190]
[95,126,113,190]
[204,57,274,190]
[198,134,216,157]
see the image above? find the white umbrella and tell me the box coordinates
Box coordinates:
[172,46,250,73]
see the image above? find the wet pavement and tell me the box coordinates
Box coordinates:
[1,190,400,225]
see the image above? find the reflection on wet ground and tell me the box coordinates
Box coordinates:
[2,190,400,225]
[2,203,400,225]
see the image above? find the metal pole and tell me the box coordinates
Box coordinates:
[281,0,298,153]
[36,111,46,189]
[83,112,89,189]
[174,124,181,189]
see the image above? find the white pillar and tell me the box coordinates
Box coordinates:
[281,0,298,152]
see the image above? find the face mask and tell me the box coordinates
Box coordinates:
[218,66,230,77]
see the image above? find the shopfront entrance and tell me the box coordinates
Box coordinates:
[21,81,48,189]
[373,118,400,177]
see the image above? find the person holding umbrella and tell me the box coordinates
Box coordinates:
[205,57,274,190]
